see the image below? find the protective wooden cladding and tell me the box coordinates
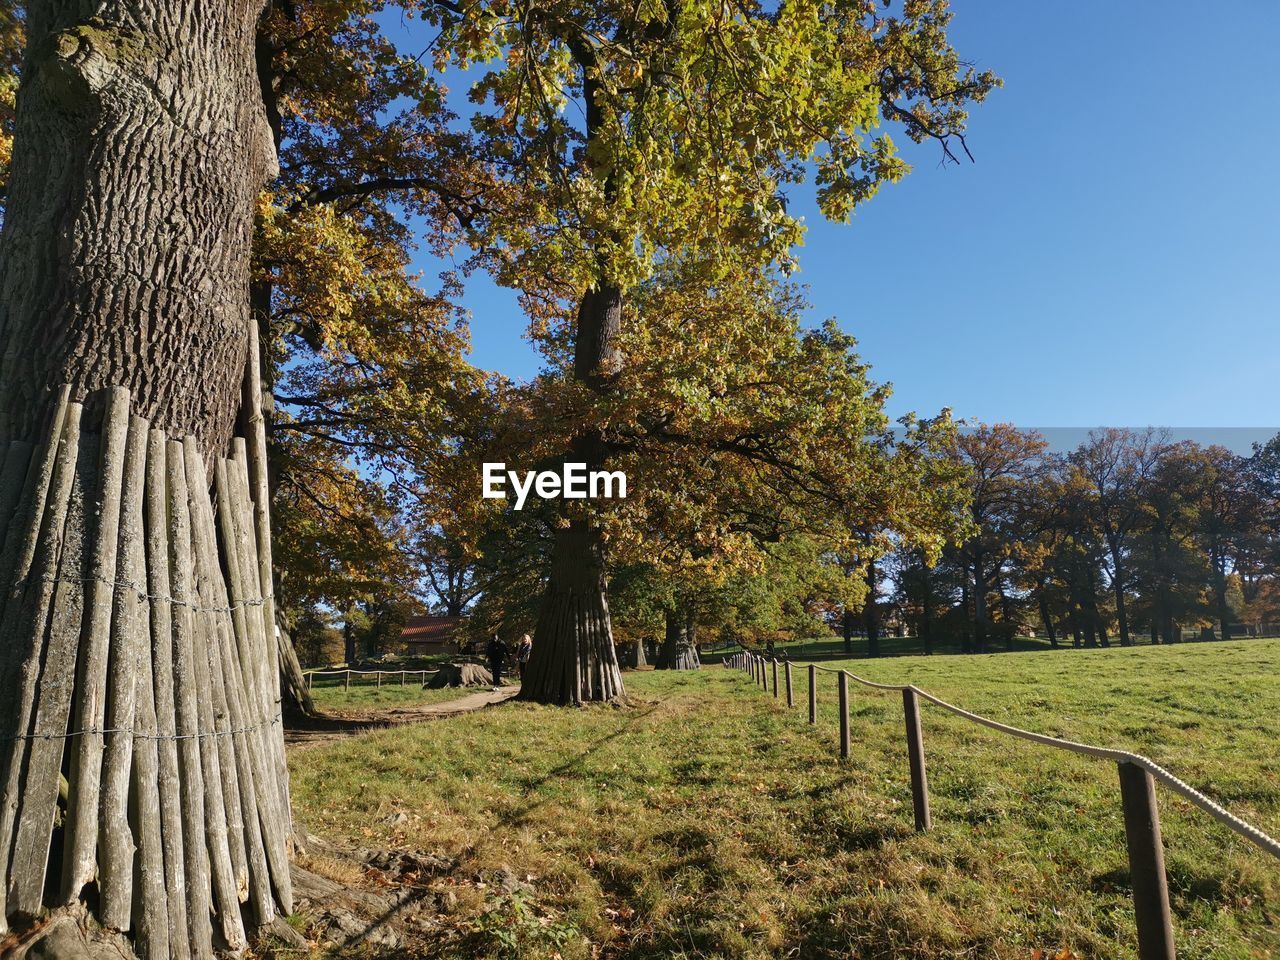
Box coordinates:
[0,373,290,958]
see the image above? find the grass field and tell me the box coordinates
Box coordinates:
[287,639,1280,959]
[307,680,483,711]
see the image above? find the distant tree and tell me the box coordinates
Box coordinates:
[1192,445,1255,640]
[1131,443,1213,643]
[422,0,997,703]
[1068,428,1162,646]
[951,425,1047,652]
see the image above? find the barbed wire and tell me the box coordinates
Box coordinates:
[0,715,283,744]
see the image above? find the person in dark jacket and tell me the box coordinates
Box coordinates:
[487,633,509,687]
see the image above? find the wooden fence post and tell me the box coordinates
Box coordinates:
[344,669,350,690]
[377,672,382,688]
[808,664,816,724]
[784,661,793,707]
[902,688,931,831]
[838,672,850,760]
[1117,761,1176,960]
[400,670,406,686]
[305,672,311,691]
[771,660,778,698]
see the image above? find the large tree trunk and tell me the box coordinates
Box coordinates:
[971,554,988,653]
[0,4,289,956]
[656,607,699,670]
[1107,536,1133,646]
[1037,591,1058,649]
[0,4,275,453]
[863,558,880,658]
[918,556,933,655]
[520,282,626,704]
[519,521,625,703]
[1212,550,1231,641]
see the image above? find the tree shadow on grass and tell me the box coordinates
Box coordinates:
[494,706,662,829]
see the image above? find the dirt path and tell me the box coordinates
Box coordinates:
[285,685,521,749]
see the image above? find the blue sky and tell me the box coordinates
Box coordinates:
[406,1,1280,437]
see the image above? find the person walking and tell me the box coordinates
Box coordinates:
[517,633,533,681]
[487,633,509,688]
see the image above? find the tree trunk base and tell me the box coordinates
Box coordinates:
[518,523,624,705]
[1,381,290,959]
[427,663,493,688]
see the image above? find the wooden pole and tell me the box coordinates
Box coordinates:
[144,430,196,960]
[180,446,246,952]
[838,672,850,760]
[6,400,85,919]
[345,669,350,690]
[771,660,778,698]
[784,661,793,707]
[98,411,151,930]
[63,388,131,902]
[1117,761,1176,960]
[903,688,931,831]
[165,439,216,958]
[808,664,816,724]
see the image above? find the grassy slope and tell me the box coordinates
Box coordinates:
[288,639,1280,960]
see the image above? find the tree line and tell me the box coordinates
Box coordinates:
[882,425,1280,654]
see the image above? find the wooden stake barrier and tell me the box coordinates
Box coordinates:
[784,661,793,707]
[902,688,931,831]
[1118,761,1175,960]
[0,349,292,958]
[771,660,778,698]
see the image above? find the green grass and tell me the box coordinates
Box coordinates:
[308,676,483,711]
[287,638,1280,959]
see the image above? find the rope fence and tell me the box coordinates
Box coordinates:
[723,648,1280,960]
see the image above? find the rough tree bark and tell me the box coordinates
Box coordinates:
[656,607,699,670]
[518,519,625,704]
[0,4,276,452]
[0,3,288,956]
